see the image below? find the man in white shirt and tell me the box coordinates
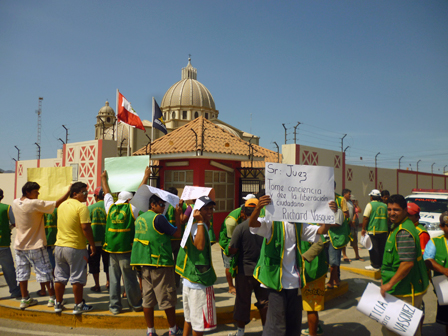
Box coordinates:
[249,195,342,336]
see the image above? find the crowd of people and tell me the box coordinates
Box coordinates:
[0,174,447,336]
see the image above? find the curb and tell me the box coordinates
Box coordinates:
[340,265,381,279]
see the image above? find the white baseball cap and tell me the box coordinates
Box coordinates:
[116,191,133,204]
[243,194,256,201]
[368,189,381,197]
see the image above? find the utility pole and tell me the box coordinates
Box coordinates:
[36,97,43,158]
[62,125,69,144]
[375,152,380,189]
[341,134,347,152]
[35,143,41,160]
[273,142,279,163]
[293,122,300,144]
[282,124,287,144]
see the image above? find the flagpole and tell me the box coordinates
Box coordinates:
[127,124,131,156]
[150,97,154,185]
[115,89,119,141]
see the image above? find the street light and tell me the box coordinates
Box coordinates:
[431,162,436,174]
[417,160,421,172]
[399,156,404,169]
[444,165,447,174]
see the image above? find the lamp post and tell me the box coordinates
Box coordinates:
[444,165,447,174]
[432,162,436,188]
[399,156,404,169]
[375,152,380,189]
[417,160,421,188]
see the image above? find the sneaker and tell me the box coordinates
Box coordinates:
[20,297,38,310]
[146,332,158,336]
[133,305,143,312]
[47,298,55,307]
[169,326,183,335]
[365,265,379,271]
[54,301,65,313]
[301,324,324,335]
[73,299,93,315]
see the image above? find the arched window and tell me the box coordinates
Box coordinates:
[172,111,176,119]
[106,117,110,123]
[194,112,199,119]
[205,113,209,119]
[183,111,187,119]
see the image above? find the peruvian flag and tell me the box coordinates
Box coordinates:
[117,91,146,132]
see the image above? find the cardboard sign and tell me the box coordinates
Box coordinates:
[27,167,72,201]
[357,283,423,336]
[131,185,179,215]
[105,156,149,193]
[432,275,448,305]
[264,163,335,223]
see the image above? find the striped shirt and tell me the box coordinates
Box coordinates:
[396,230,416,262]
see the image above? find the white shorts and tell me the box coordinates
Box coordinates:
[15,247,53,283]
[183,285,217,332]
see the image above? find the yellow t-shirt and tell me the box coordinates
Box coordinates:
[55,198,91,250]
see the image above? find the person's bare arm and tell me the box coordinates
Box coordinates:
[173,201,183,238]
[138,167,151,188]
[249,195,271,228]
[380,261,414,297]
[361,216,369,236]
[425,259,448,277]
[192,209,206,251]
[55,185,71,208]
[101,171,111,195]
[82,223,96,257]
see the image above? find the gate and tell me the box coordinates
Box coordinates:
[237,168,265,204]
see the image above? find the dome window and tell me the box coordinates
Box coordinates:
[205,113,209,119]
[107,117,111,123]
[172,111,176,119]
[194,112,199,119]
[183,111,187,119]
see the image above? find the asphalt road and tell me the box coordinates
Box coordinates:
[0,266,445,336]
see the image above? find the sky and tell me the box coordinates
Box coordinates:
[1,1,447,174]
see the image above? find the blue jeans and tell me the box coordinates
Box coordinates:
[326,243,342,267]
[108,253,142,313]
[0,247,21,297]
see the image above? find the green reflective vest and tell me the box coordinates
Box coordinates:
[131,210,174,267]
[175,222,216,287]
[302,231,327,284]
[88,201,106,245]
[381,218,429,297]
[219,207,243,256]
[104,203,135,253]
[432,235,448,277]
[44,209,58,247]
[367,201,388,234]
[253,221,305,291]
[415,223,429,254]
[0,203,12,248]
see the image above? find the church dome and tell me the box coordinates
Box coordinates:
[161,58,216,110]
[98,101,115,117]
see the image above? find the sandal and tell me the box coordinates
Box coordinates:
[36,290,47,297]
[342,257,351,262]
[90,286,101,293]
[325,283,334,289]
[355,257,365,261]
[229,287,236,295]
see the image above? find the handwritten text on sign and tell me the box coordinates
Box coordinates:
[357,283,423,336]
[265,163,335,223]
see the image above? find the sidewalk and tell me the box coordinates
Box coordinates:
[0,243,350,329]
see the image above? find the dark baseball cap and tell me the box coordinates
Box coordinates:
[198,196,216,208]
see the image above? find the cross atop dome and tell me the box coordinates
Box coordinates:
[181,56,197,80]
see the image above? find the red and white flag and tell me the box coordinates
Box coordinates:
[117,91,146,132]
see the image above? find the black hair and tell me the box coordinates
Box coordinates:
[381,190,390,197]
[149,194,163,207]
[342,189,351,195]
[167,187,178,196]
[387,194,407,210]
[70,182,87,198]
[372,196,382,201]
[0,188,3,201]
[22,182,40,197]
[97,190,104,200]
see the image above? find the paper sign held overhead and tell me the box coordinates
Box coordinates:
[264,163,335,223]
[27,167,72,201]
[180,186,215,201]
[105,156,149,193]
[131,185,179,215]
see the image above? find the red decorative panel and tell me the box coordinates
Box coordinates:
[334,155,341,168]
[369,170,374,182]
[80,145,96,162]
[379,182,383,190]
[347,168,353,181]
[67,148,75,162]
[54,162,61,167]
[87,179,95,194]
[302,151,319,166]
[87,195,95,206]
[79,162,95,178]
[18,164,23,176]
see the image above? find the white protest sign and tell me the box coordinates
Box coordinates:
[131,185,179,215]
[264,163,335,223]
[432,275,448,305]
[181,186,214,201]
[357,283,423,336]
[181,198,205,248]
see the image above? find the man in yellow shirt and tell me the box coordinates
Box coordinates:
[54,182,96,314]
